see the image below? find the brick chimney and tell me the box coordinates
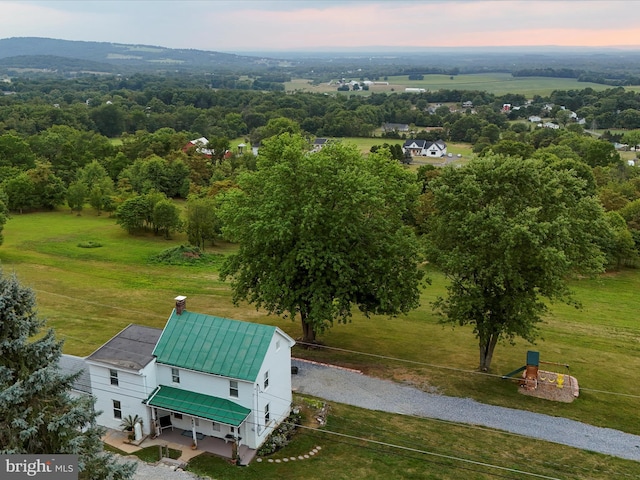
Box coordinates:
[175,295,187,315]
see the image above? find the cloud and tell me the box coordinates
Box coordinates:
[1,1,638,51]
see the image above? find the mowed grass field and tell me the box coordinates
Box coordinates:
[2,210,640,478]
[287,73,620,97]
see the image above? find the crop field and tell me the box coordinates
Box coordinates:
[287,73,617,97]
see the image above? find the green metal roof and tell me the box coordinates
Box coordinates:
[145,385,250,427]
[152,310,276,382]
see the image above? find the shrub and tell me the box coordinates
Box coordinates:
[257,409,303,457]
[148,245,224,266]
[77,241,103,248]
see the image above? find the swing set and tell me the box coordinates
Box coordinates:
[502,351,579,402]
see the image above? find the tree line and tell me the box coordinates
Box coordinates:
[0,74,639,372]
[3,75,640,140]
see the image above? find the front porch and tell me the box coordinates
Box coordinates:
[102,428,257,465]
[154,428,257,465]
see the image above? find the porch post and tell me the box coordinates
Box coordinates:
[191,417,197,448]
[151,408,158,438]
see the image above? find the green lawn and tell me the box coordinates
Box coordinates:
[2,209,640,457]
[184,395,640,480]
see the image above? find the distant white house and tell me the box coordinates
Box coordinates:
[312,138,328,152]
[528,115,542,123]
[402,139,447,157]
[405,88,426,93]
[83,296,296,459]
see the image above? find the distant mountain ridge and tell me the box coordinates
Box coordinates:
[0,37,285,74]
[2,37,640,80]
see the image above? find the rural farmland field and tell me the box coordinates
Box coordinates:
[287,73,619,97]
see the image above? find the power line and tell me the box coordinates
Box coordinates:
[44,290,640,416]
[318,406,640,479]
[44,286,640,401]
[291,423,563,480]
[294,341,640,400]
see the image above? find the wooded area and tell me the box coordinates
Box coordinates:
[0,70,639,368]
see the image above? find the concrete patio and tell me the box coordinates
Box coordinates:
[102,428,257,465]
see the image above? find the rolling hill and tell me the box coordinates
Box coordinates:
[0,37,287,74]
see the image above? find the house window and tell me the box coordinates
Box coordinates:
[171,368,180,384]
[264,403,270,425]
[109,369,119,386]
[264,370,269,389]
[194,418,199,427]
[276,340,281,351]
[212,422,220,432]
[113,400,122,419]
[229,380,238,398]
[173,413,183,420]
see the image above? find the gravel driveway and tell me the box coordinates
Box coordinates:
[122,358,640,479]
[291,358,640,462]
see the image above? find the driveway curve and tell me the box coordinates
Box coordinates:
[291,358,640,462]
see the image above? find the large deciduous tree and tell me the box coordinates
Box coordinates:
[152,199,182,239]
[0,269,136,480]
[427,154,608,371]
[219,134,424,343]
[186,196,220,249]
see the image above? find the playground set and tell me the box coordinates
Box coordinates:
[502,351,579,403]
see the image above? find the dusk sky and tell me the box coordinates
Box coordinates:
[1,0,638,52]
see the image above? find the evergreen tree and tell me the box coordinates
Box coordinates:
[0,270,136,480]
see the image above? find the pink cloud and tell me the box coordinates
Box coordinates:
[2,1,639,51]
[194,1,640,50]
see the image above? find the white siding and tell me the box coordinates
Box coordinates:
[88,362,156,435]
[252,330,294,448]
[155,365,254,409]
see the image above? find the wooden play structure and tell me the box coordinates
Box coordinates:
[502,351,579,403]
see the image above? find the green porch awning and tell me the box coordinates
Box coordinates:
[145,385,251,427]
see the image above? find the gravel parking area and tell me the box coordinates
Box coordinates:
[291,358,640,462]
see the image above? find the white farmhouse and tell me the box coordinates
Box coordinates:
[402,139,447,157]
[85,296,295,461]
